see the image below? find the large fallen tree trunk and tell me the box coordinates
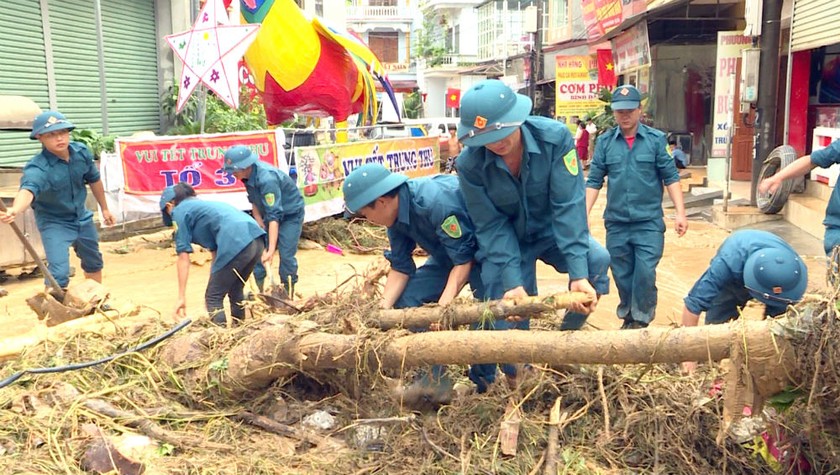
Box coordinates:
[160,317,795,421]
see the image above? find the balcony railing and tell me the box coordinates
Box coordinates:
[346,6,414,20]
[419,0,484,12]
[437,54,478,67]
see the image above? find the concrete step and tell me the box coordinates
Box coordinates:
[799,181,833,201]
[782,194,826,240]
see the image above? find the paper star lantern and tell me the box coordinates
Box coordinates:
[165,0,260,113]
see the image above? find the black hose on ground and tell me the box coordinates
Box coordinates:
[0,318,192,389]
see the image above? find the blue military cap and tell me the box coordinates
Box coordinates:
[159,186,178,227]
[159,182,195,227]
[611,85,642,111]
[223,145,258,173]
[30,110,75,140]
[744,247,807,306]
[457,79,532,148]
[342,163,407,214]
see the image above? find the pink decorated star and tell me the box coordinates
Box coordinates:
[165,0,260,113]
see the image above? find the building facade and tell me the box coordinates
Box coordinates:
[0,0,193,167]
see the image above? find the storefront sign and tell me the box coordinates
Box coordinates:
[554,55,602,123]
[622,0,646,19]
[293,137,440,220]
[711,31,752,158]
[581,0,623,41]
[612,22,650,73]
[117,130,283,194]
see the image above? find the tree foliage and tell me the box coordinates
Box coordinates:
[161,85,267,135]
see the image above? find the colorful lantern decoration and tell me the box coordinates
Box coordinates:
[239,0,398,129]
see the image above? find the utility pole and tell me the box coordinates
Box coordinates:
[752,0,782,206]
[527,0,543,102]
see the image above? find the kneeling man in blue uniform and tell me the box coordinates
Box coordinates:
[160,183,266,325]
[0,111,115,293]
[455,79,611,390]
[681,229,807,372]
[342,163,486,399]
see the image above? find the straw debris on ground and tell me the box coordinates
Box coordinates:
[1,262,840,473]
[301,217,390,254]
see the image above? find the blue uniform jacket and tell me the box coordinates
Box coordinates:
[456,116,589,291]
[244,161,305,223]
[386,175,480,276]
[810,140,840,230]
[683,230,797,315]
[20,142,99,226]
[171,199,266,273]
[586,123,680,223]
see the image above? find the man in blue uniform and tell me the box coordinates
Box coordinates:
[0,111,115,293]
[454,80,611,388]
[160,182,266,325]
[343,163,485,310]
[585,85,688,329]
[342,163,485,398]
[680,229,807,372]
[455,79,609,322]
[223,145,305,297]
[759,140,840,255]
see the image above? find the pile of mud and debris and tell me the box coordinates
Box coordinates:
[1,259,839,474]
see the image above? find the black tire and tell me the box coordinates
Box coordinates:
[757,145,798,214]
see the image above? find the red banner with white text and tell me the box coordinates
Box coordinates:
[117,131,282,195]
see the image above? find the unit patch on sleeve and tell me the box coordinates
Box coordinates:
[441,215,463,239]
[264,193,276,207]
[563,148,579,176]
[665,143,673,158]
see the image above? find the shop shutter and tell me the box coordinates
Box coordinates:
[47,0,105,132]
[100,0,161,135]
[791,0,840,52]
[0,3,50,167]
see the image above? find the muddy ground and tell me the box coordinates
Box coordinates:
[0,211,829,348]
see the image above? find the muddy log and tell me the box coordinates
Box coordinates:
[375,292,593,330]
[161,318,794,404]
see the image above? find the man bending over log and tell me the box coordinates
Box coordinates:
[342,163,486,396]
[160,183,266,325]
[680,229,807,373]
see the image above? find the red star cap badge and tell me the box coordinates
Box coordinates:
[474,116,488,128]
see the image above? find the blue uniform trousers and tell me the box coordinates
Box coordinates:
[703,285,786,324]
[394,256,485,310]
[393,256,485,382]
[39,216,103,288]
[468,236,610,392]
[253,209,305,292]
[605,221,664,324]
